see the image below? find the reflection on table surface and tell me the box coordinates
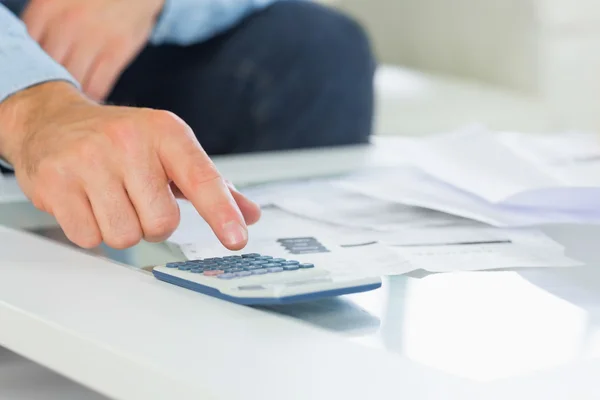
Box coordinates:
[0,346,109,400]
[25,225,600,386]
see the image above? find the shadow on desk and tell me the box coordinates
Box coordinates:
[26,226,384,338]
[259,297,381,336]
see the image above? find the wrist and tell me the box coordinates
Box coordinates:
[0,81,89,166]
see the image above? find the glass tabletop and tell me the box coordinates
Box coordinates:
[12,206,600,387]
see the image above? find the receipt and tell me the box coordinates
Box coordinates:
[392,242,583,273]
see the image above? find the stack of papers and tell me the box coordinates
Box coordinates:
[334,127,600,227]
[168,127,598,277]
[169,181,583,279]
[408,127,600,210]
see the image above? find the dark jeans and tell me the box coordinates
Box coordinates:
[2,0,375,172]
[109,1,376,155]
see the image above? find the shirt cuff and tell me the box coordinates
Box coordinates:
[0,33,79,105]
[150,0,279,46]
[0,18,79,171]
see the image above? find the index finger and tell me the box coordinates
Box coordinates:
[156,113,249,250]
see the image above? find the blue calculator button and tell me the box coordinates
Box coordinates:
[242,253,261,258]
[190,269,204,273]
[263,263,279,268]
[257,256,273,260]
[204,270,225,277]
[267,267,284,273]
[235,271,252,278]
[247,265,263,270]
[299,263,315,269]
[229,268,243,273]
[178,265,193,271]
[166,262,182,268]
[282,264,300,271]
[272,258,286,263]
[251,260,268,265]
[282,260,300,266]
[224,256,242,260]
[251,269,268,275]
[218,273,236,280]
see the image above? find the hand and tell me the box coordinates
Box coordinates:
[0,82,261,250]
[22,0,164,102]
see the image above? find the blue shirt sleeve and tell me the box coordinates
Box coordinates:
[0,5,79,105]
[150,0,283,46]
[0,5,80,170]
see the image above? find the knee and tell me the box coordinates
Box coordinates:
[250,1,377,147]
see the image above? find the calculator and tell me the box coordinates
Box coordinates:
[152,253,382,305]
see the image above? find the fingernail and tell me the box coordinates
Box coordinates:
[223,220,247,247]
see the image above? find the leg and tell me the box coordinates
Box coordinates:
[108,1,377,155]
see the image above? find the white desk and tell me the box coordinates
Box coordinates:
[2,141,600,400]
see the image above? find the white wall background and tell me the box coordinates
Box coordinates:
[331,0,600,132]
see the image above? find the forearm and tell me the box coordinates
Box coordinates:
[0,5,79,167]
[150,0,286,46]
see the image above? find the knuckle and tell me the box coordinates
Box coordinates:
[144,211,181,241]
[148,109,183,128]
[74,139,102,163]
[86,86,107,103]
[30,196,45,211]
[28,0,52,14]
[149,110,195,140]
[36,156,70,182]
[105,230,142,250]
[73,232,102,249]
[102,118,141,148]
[61,5,88,25]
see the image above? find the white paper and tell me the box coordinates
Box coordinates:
[392,243,582,273]
[169,198,385,248]
[407,127,600,210]
[270,181,480,232]
[179,236,413,279]
[238,178,537,248]
[334,166,600,227]
[170,200,580,277]
[173,202,414,278]
[497,130,600,187]
[262,180,563,247]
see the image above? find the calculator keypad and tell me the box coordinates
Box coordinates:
[165,253,314,280]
